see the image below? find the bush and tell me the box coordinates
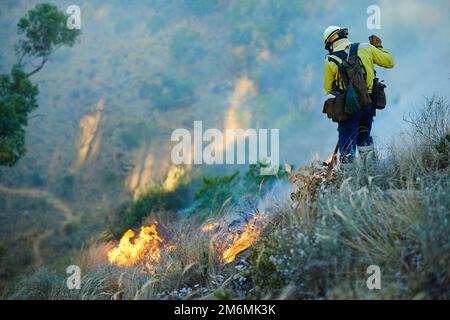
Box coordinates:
[139,74,196,110]
[404,96,450,169]
[9,268,63,300]
[119,122,155,149]
[100,169,120,185]
[194,163,288,219]
[247,152,449,299]
[194,171,240,217]
[111,183,191,236]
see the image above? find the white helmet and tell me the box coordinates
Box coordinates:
[323,26,348,49]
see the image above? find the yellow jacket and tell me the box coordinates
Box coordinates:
[324,38,394,94]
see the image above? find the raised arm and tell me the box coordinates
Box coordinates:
[369,35,394,68]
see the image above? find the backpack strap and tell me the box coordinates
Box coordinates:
[328,54,351,89]
[328,55,342,67]
[328,43,360,91]
[327,55,344,91]
[349,43,368,82]
[334,50,348,61]
[348,43,360,60]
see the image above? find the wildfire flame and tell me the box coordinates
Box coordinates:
[108,225,163,272]
[108,213,267,272]
[221,214,266,264]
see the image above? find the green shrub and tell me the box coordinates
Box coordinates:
[139,74,196,110]
[194,171,240,217]
[193,163,287,219]
[112,183,191,236]
[119,122,155,149]
[100,169,120,185]
[243,162,288,194]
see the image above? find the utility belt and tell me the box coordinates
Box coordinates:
[323,78,387,123]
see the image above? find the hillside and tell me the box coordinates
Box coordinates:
[6,97,450,300]
[0,0,335,289]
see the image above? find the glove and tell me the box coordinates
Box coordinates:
[369,35,383,48]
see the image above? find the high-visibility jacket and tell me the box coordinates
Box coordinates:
[324,38,394,94]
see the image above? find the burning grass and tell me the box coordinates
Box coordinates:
[220,214,268,264]
[107,210,271,273]
[107,224,164,273]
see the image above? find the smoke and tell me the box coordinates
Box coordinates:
[257,180,294,214]
[374,0,450,144]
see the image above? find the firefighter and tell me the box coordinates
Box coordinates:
[323,26,394,163]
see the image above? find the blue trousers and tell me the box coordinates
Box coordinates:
[338,104,375,162]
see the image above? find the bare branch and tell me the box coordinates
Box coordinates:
[26,55,48,77]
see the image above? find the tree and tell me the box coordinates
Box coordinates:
[16,3,80,77]
[0,66,38,166]
[0,3,80,166]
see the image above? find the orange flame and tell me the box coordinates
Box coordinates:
[222,214,266,264]
[108,225,163,272]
